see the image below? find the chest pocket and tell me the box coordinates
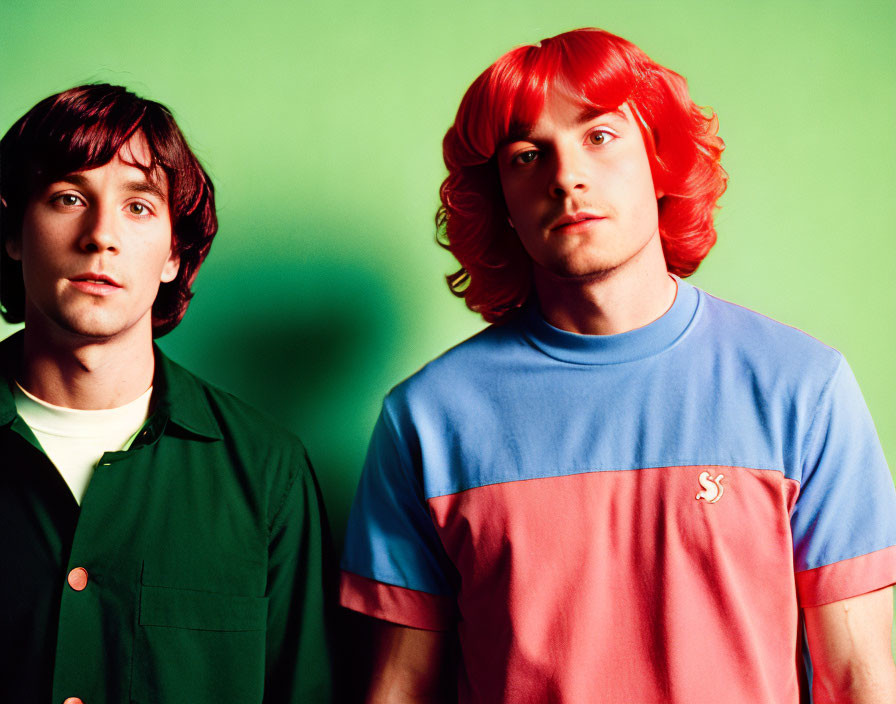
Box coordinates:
[131,583,267,703]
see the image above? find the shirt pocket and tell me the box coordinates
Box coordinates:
[130,583,267,703]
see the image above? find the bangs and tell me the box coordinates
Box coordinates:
[26,91,151,189]
[553,30,644,117]
[20,86,210,224]
[457,28,645,163]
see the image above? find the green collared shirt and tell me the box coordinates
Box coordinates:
[0,332,334,702]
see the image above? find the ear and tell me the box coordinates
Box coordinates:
[2,194,23,260]
[4,234,22,262]
[160,249,180,284]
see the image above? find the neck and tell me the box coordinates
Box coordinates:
[533,235,677,336]
[19,322,156,411]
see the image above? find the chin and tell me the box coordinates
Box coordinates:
[539,259,620,283]
[60,324,122,341]
[53,312,132,341]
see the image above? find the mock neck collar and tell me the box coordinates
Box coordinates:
[521,276,701,365]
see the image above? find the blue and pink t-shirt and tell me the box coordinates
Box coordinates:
[341,279,896,703]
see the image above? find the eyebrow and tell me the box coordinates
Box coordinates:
[577,106,626,123]
[122,179,167,201]
[54,173,167,201]
[501,123,535,146]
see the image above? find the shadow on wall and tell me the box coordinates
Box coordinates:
[161,245,404,550]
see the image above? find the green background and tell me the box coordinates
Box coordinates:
[3,0,895,651]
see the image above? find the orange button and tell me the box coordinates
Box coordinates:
[63,698,84,704]
[67,567,88,591]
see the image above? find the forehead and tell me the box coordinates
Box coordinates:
[531,90,631,133]
[116,132,154,168]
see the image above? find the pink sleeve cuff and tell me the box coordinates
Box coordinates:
[796,545,896,607]
[339,570,456,631]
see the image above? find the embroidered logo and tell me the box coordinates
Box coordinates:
[695,471,725,504]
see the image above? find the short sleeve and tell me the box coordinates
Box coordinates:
[791,355,896,606]
[340,405,456,630]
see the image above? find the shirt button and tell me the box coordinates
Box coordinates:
[63,698,84,704]
[67,567,88,591]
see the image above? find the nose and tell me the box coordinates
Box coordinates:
[78,205,119,254]
[548,146,588,199]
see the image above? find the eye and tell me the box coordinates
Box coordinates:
[588,130,615,146]
[127,202,151,216]
[512,149,539,166]
[52,193,84,207]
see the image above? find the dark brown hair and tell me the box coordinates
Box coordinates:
[0,83,217,337]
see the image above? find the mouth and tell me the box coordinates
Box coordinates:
[70,273,121,287]
[69,273,122,295]
[549,212,605,232]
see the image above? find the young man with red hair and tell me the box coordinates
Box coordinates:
[0,85,333,702]
[341,28,896,703]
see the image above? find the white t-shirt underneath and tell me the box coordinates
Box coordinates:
[13,382,152,504]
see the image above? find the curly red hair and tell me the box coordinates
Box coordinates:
[437,28,727,323]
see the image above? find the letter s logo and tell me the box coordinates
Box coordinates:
[696,471,725,504]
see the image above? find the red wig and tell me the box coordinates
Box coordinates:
[0,84,217,337]
[437,28,727,322]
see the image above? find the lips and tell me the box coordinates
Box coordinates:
[69,272,122,296]
[70,272,121,287]
[548,212,605,232]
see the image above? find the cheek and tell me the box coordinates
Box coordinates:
[499,168,538,218]
[142,225,174,259]
[617,156,660,223]
[500,178,519,214]
[21,215,70,264]
[19,235,55,275]
[503,182,544,232]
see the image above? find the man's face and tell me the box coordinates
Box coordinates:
[6,133,179,342]
[497,90,662,282]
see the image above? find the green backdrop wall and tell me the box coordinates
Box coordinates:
[3,0,894,648]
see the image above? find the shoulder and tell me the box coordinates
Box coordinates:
[394,318,526,393]
[381,319,527,420]
[694,288,844,383]
[176,358,305,451]
[157,354,313,515]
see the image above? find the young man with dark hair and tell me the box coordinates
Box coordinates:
[340,29,896,703]
[0,84,333,702]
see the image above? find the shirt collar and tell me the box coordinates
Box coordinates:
[520,275,701,365]
[0,330,222,441]
[151,347,223,441]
